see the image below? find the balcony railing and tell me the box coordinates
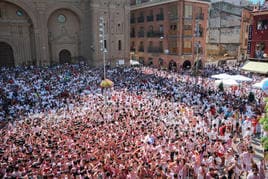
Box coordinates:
[138,31,145,37]
[130,0,136,6]
[137,16,145,23]
[130,33,135,38]
[131,18,136,24]
[169,15,179,21]
[195,29,204,37]
[183,30,192,37]
[194,47,203,54]
[138,47,144,52]
[168,30,178,36]
[147,31,164,38]
[195,13,204,20]
[156,14,164,21]
[147,47,164,53]
[147,15,154,22]
[168,48,178,55]
[130,47,136,52]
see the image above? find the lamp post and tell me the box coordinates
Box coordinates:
[193,19,201,84]
[99,17,106,79]
[194,19,200,73]
[99,17,108,105]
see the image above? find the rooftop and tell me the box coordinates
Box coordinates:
[131,0,211,9]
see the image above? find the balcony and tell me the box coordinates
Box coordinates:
[130,32,135,38]
[130,0,136,6]
[195,13,204,20]
[183,48,192,54]
[168,48,178,55]
[183,30,192,37]
[147,46,164,53]
[147,31,164,38]
[194,47,203,54]
[137,16,145,23]
[138,47,144,52]
[147,15,154,22]
[169,15,179,21]
[131,18,136,24]
[168,30,178,37]
[156,14,164,21]
[138,31,145,38]
[194,28,204,37]
[130,48,136,52]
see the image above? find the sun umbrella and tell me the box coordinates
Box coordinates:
[100,79,114,88]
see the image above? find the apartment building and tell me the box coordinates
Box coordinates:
[130,0,210,70]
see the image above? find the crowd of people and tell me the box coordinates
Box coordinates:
[0,63,267,178]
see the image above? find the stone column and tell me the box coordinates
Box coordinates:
[124,4,130,66]
[179,1,184,56]
[34,29,42,66]
[34,6,50,66]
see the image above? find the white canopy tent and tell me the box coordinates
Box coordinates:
[215,79,239,87]
[228,75,252,82]
[211,73,231,79]
[130,60,140,66]
[252,78,268,89]
[252,82,262,89]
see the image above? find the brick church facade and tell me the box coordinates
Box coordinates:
[0,0,130,67]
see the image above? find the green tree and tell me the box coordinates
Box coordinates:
[248,92,255,103]
[218,82,224,92]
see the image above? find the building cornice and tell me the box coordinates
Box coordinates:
[131,0,210,11]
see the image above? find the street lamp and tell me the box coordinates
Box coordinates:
[99,17,108,104]
[99,16,106,79]
[193,19,201,76]
[191,19,202,85]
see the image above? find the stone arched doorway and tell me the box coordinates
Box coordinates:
[0,2,35,66]
[0,42,15,67]
[182,60,191,70]
[59,49,71,64]
[168,60,177,71]
[48,8,80,64]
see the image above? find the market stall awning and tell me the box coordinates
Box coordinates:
[241,61,268,74]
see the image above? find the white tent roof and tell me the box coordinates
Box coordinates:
[130,60,140,65]
[252,78,268,89]
[215,79,239,87]
[211,73,231,79]
[252,82,262,89]
[228,75,252,82]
